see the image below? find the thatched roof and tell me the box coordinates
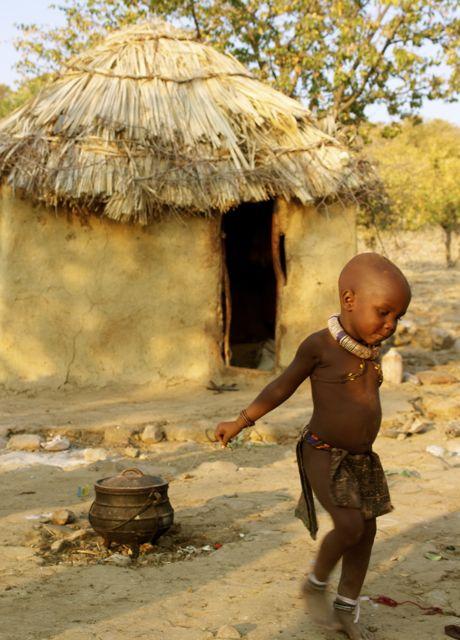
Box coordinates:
[0,20,363,224]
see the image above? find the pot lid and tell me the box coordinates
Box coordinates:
[98,468,166,489]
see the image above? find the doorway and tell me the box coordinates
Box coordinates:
[221,201,281,369]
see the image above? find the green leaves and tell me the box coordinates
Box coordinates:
[6,0,460,125]
[367,119,460,250]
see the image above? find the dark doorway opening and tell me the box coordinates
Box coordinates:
[222,201,277,369]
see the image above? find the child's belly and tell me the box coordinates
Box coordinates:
[309,385,382,452]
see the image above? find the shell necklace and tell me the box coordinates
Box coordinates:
[327,314,380,361]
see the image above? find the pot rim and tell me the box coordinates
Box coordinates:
[94,478,168,494]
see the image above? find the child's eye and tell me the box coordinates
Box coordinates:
[378,309,388,317]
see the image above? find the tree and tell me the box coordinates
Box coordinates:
[367,119,460,266]
[14,0,459,125]
[0,77,51,118]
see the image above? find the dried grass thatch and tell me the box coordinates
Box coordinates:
[0,20,363,224]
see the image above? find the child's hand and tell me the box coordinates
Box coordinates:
[215,421,243,447]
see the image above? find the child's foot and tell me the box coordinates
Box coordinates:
[333,608,373,639]
[301,577,336,629]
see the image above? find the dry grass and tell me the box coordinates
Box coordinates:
[0,20,363,224]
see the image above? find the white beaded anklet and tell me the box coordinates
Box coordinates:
[307,573,328,590]
[334,594,360,623]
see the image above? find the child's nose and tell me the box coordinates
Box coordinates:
[384,319,396,334]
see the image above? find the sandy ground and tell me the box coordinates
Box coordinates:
[0,230,459,640]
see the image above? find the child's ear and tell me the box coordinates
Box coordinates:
[341,289,355,311]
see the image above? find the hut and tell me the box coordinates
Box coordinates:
[0,20,362,390]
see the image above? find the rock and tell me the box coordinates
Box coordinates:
[104,553,131,567]
[123,446,140,458]
[7,434,42,451]
[83,448,109,463]
[423,396,460,420]
[51,509,76,526]
[249,422,300,444]
[408,418,433,434]
[257,338,275,370]
[453,338,460,354]
[104,425,138,447]
[426,445,446,458]
[216,625,241,639]
[41,436,70,452]
[23,529,44,548]
[393,319,418,346]
[163,421,214,444]
[66,528,89,542]
[396,433,407,441]
[51,539,69,553]
[140,423,165,445]
[417,370,458,385]
[425,589,450,607]
[194,461,238,477]
[402,372,421,385]
[431,327,455,351]
[0,436,7,449]
[381,348,403,384]
[445,421,460,438]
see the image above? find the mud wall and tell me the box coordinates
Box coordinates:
[276,200,356,368]
[0,192,222,389]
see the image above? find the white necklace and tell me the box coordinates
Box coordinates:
[327,315,380,360]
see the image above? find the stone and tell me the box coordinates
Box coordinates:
[402,372,421,385]
[431,327,455,351]
[393,319,418,346]
[7,434,42,451]
[140,423,165,445]
[41,435,70,452]
[104,425,138,447]
[249,422,300,444]
[83,448,109,463]
[407,418,433,434]
[257,338,275,370]
[423,396,460,420]
[51,509,76,526]
[123,446,140,458]
[453,338,460,354]
[381,348,403,384]
[163,421,214,444]
[426,445,446,458]
[51,539,69,553]
[417,370,458,385]
[66,529,89,542]
[425,589,450,608]
[0,436,7,449]
[194,461,238,477]
[445,421,460,438]
[216,625,241,639]
[104,552,131,567]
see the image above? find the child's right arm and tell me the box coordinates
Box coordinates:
[215,334,320,446]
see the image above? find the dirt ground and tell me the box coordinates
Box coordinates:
[0,230,459,640]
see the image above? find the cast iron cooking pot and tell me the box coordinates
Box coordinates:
[89,468,174,553]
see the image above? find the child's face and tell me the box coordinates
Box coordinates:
[343,280,411,346]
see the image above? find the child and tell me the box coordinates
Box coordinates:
[215,252,411,640]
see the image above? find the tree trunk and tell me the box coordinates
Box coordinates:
[443,226,455,268]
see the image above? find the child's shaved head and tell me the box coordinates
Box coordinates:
[339,253,411,299]
[337,253,411,346]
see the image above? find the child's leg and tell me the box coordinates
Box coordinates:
[301,443,366,582]
[338,518,376,599]
[300,444,367,630]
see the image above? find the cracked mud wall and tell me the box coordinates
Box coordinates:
[0,191,222,389]
[276,200,356,367]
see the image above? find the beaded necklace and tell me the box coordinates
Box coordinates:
[327,314,383,384]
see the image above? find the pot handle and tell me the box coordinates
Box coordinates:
[120,468,144,476]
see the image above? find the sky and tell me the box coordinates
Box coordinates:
[1,0,459,125]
